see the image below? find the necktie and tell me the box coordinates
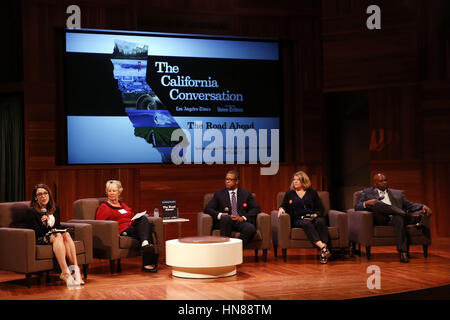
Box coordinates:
[231,191,238,216]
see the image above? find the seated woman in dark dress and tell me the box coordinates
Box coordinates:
[26,183,84,286]
[277,171,331,264]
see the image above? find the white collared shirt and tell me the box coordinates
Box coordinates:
[47,214,56,228]
[218,188,246,221]
[227,188,238,205]
[377,188,392,205]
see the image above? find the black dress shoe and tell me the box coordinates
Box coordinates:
[142,265,158,273]
[400,252,409,263]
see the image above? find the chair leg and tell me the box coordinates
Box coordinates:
[44,271,50,283]
[83,264,88,279]
[423,245,428,258]
[117,259,122,273]
[254,249,259,262]
[282,248,287,262]
[273,244,278,257]
[25,273,32,288]
[366,246,371,259]
[109,260,115,274]
[262,249,267,262]
[349,241,356,257]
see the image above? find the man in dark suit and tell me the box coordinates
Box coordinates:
[355,173,432,263]
[204,170,260,246]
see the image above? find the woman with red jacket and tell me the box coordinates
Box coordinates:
[96,180,158,272]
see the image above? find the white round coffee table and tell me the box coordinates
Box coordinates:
[165,236,243,278]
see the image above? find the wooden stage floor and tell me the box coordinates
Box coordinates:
[1,238,449,300]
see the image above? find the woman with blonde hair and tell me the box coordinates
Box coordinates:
[277,171,331,263]
[96,180,158,272]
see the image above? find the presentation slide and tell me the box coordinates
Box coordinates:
[65,29,281,165]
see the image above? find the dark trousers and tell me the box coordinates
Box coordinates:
[122,216,158,267]
[372,201,408,252]
[121,216,155,245]
[293,216,329,245]
[219,214,256,247]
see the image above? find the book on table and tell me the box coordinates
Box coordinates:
[161,200,178,220]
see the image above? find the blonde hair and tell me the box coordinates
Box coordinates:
[105,180,123,193]
[290,171,312,190]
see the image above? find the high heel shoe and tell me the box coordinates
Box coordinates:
[142,252,159,273]
[320,246,331,264]
[72,266,85,285]
[60,272,76,286]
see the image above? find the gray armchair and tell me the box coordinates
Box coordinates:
[271,191,349,261]
[0,201,92,287]
[347,190,431,258]
[197,193,271,262]
[70,198,163,273]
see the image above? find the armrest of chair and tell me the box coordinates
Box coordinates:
[408,210,432,241]
[256,212,271,249]
[61,222,93,264]
[69,219,120,260]
[328,209,349,248]
[197,212,213,236]
[271,210,291,248]
[146,216,164,252]
[347,209,374,246]
[0,228,35,273]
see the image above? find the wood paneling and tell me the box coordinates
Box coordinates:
[12,0,450,242]
[368,86,421,161]
[322,0,450,238]
[322,0,420,91]
[19,0,326,239]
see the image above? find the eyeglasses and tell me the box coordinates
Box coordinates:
[36,192,49,197]
[225,178,237,181]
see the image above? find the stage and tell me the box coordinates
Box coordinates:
[0,238,449,300]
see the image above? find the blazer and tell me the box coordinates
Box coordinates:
[204,188,261,225]
[355,187,423,213]
[25,205,61,239]
[95,200,134,235]
[279,189,325,218]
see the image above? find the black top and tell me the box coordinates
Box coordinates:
[25,205,61,239]
[280,189,325,223]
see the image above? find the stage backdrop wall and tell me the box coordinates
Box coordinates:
[322,0,450,237]
[1,0,448,238]
[18,0,325,240]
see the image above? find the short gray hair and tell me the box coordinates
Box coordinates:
[105,180,123,193]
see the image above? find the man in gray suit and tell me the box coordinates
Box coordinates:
[355,173,432,263]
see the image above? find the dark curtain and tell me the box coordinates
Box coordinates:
[0,93,25,202]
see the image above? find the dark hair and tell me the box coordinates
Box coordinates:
[226,170,240,180]
[30,184,56,215]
